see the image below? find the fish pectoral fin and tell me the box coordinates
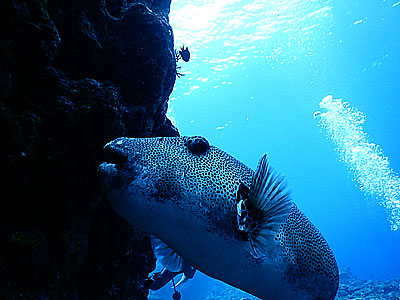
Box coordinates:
[237,154,293,258]
[151,236,184,272]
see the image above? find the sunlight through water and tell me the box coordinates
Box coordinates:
[170,0,332,60]
[315,95,400,231]
[168,0,332,123]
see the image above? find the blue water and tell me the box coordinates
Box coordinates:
[152,0,400,298]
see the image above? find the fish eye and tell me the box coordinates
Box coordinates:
[184,136,210,155]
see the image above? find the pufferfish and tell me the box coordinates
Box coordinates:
[97,136,339,300]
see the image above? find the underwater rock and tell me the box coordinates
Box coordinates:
[166,265,398,300]
[335,266,400,300]
[0,0,177,298]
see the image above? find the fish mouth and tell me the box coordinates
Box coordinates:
[102,141,129,169]
[97,141,129,189]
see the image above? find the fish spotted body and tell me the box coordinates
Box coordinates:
[98,136,339,300]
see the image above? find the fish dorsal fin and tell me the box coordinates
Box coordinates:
[151,236,183,272]
[237,154,292,258]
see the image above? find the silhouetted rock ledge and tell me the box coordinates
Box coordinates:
[0,0,177,299]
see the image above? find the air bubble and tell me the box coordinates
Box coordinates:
[313,111,321,119]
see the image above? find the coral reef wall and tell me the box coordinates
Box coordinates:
[0,0,178,299]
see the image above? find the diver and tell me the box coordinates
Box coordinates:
[145,260,196,291]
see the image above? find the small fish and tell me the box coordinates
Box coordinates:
[98,136,339,300]
[179,45,190,62]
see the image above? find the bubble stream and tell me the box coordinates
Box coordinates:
[315,95,400,231]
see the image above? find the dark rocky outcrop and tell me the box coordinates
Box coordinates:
[0,0,178,299]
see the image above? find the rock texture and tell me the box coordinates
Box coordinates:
[192,266,400,300]
[335,266,400,300]
[0,0,178,299]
